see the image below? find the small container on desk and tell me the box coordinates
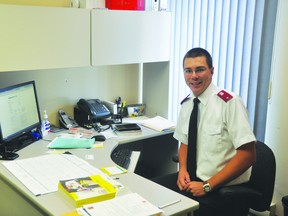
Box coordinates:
[124,104,145,118]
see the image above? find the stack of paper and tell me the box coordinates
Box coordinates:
[77,193,163,216]
[2,154,117,196]
[141,116,176,132]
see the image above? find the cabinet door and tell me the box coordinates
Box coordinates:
[91,10,171,66]
[0,5,90,72]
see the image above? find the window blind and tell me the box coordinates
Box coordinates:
[167,0,277,140]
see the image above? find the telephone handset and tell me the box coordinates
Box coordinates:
[77,98,110,119]
[58,110,78,129]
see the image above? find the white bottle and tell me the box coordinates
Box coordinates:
[41,110,50,137]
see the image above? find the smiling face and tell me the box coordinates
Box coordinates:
[183,56,214,97]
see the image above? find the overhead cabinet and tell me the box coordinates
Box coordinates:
[91,10,171,66]
[0,5,90,72]
[0,5,171,72]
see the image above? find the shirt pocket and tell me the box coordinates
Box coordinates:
[202,124,223,153]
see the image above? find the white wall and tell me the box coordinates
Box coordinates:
[265,0,288,215]
[0,65,140,126]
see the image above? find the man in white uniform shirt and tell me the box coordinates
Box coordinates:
[153,47,256,216]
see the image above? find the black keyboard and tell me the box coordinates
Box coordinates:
[111,149,132,169]
[6,135,37,152]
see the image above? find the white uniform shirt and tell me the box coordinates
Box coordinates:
[174,83,256,185]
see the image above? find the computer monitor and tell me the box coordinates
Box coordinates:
[0,81,41,160]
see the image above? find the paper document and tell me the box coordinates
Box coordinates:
[141,116,176,132]
[128,151,140,173]
[2,154,110,196]
[78,192,163,216]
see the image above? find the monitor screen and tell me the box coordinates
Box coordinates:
[0,81,41,159]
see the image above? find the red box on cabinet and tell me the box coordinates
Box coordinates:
[106,0,145,10]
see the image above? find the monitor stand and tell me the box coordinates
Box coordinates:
[0,132,38,160]
[0,147,19,160]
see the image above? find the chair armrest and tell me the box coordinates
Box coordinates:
[172,154,179,163]
[219,185,262,199]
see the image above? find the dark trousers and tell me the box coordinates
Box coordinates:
[151,173,249,216]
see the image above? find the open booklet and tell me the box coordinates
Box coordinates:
[141,116,176,132]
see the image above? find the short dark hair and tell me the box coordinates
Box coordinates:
[183,47,213,69]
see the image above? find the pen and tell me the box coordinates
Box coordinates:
[158,199,181,209]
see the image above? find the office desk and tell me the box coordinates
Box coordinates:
[0,126,199,216]
[114,129,179,179]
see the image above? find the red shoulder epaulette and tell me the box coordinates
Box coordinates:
[217,90,233,102]
[180,94,191,105]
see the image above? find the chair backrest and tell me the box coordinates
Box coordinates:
[248,141,276,211]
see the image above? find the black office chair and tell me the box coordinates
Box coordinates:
[219,141,276,214]
[172,141,276,215]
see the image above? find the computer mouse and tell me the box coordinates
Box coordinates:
[92,134,106,142]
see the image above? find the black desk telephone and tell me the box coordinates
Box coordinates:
[74,98,111,128]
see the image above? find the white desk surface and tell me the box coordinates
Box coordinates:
[0,125,198,216]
